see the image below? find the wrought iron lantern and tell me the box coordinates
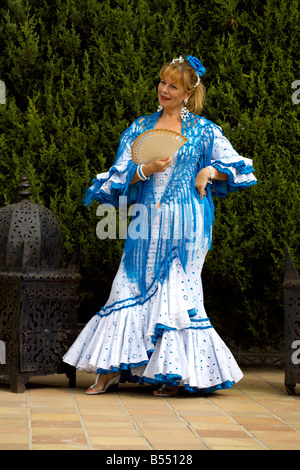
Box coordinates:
[0,175,81,392]
[283,251,300,395]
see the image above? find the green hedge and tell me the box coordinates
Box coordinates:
[0,0,299,349]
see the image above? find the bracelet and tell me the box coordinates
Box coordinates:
[137,164,150,181]
[207,165,215,184]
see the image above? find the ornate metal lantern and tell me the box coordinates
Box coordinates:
[283,251,300,395]
[0,175,81,392]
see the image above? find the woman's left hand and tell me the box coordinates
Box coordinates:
[195,167,210,199]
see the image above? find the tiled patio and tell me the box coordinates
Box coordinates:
[0,367,300,450]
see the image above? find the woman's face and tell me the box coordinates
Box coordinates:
[158,73,191,113]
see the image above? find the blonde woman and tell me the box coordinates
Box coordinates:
[63,55,256,396]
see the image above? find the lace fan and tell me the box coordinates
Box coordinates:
[131,129,188,165]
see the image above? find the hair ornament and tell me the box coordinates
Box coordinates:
[170,54,206,88]
[171,55,185,64]
[185,55,206,77]
[186,55,206,88]
[194,74,201,88]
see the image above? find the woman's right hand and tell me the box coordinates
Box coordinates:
[130,157,172,184]
[143,156,173,176]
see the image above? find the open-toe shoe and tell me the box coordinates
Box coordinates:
[85,374,120,395]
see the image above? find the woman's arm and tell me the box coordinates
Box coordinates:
[195,122,257,199]
[195,166,228,199]
[130,156,173,184]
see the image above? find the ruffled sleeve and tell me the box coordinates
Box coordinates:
[83,123,139,207]
[209,124,257,197]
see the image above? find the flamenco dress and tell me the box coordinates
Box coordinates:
[63,112,256,393]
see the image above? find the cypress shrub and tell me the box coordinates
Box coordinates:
[0,0,299,349]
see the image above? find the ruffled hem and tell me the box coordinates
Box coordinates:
[63,250,243,394]
[63,313,242,393]
[83,159,138,207]
[142,376,236,394]
[63,293,242,394]
[207,123,257,197]
[211,160,257,197]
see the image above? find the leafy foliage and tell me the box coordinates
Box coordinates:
[0,0,299,348]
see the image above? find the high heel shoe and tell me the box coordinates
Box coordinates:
[85,373,120,395]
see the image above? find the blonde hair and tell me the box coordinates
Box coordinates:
[159,61,206,116]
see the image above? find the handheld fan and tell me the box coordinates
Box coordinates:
[131,129,188,165]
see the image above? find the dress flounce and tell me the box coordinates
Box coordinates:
[63,256,243,393]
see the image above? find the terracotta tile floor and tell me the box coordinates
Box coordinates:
[0,367,300,450]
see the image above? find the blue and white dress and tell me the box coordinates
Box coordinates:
[63,111,256,393]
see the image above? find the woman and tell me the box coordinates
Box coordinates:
[63,55,256,396]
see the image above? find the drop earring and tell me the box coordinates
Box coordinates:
[180,99,190,121]
[157,105,163,112]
